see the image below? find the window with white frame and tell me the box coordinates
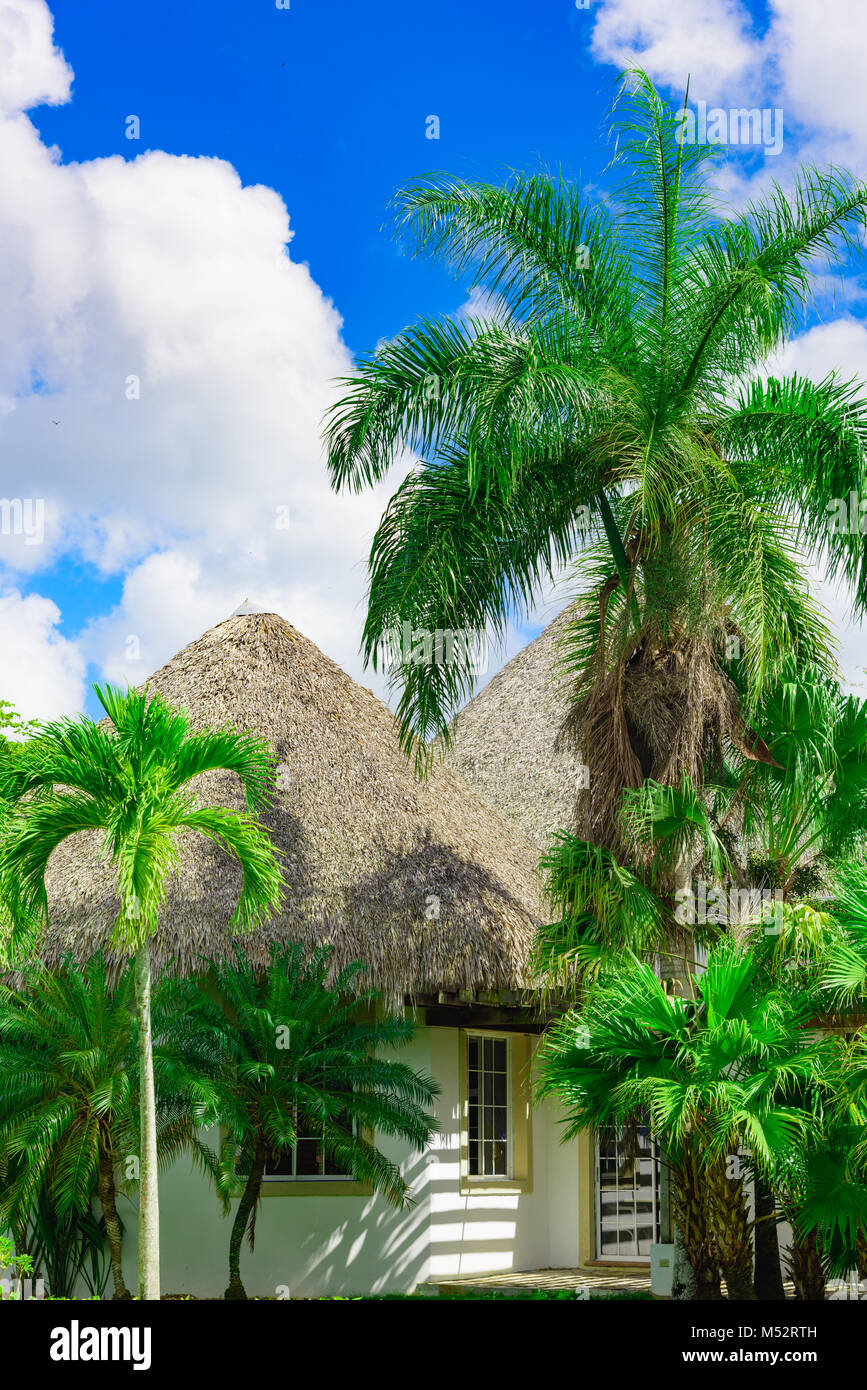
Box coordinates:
[467,1033,512,1178]
[261,1112,357,1181]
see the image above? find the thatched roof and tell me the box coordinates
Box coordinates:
[41,613,545,1005]
[443,604,584,852]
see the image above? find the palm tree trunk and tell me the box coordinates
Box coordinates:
[753,1173,785,1300]
[672,1145,722,1300]
[706,1156,755,1300]
[134,942,160,1300]
[225,1145,266,1301]
[661,848,697,997]
[856,1225,867,1283]
[96,1145,131,1300]
[785,1227,825,1300]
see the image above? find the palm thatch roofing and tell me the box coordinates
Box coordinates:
[443,604,584,853]
[41,612,545,1006]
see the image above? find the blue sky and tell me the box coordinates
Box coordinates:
[36,0,614,356]
[1,0,866,723]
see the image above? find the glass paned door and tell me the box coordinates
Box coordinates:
[467,1034,510,1177]
[595,1118,660,1260]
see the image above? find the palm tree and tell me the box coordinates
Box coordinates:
[0,686,283,1299]
[536,939,825,1299]
[768,1034,867,1301]
[0,952,218,1300]
[159,944,439,1299]
[823,861,867,1002]
[616,664,867,1296]
[0,954,138,1299]
[323,71,867,882]
[532,836,664,991]
[617,658,867,966]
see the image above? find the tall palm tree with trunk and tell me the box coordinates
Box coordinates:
[0,686,283,1299]
[324,71,867,878]
[159,944,439,1300]
[615,660,867,1294]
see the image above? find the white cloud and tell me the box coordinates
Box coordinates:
[770,0,867,147]
[770,316,867,384]
[590,0,762,101]
[0,589,85,720]
[0,0,70,115]
[0,1,403,714]
[590,0,867,162]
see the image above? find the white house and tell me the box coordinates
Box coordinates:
[42,608,660,1296]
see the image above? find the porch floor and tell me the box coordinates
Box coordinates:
[427,1265,652,1297]
[427,1266,800,1298]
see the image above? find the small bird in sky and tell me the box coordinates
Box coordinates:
[52,419,61,425]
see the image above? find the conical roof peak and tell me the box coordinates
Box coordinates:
[42,610,543,1003]
[444,602,585,851]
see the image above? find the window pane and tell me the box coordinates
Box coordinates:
[264,1148,294,1177]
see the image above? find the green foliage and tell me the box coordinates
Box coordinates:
[0,951,218,1300]
[159,943,440,1212]
[620,662,867,915]
[0,700,37,741]
[768,1036,867,1278]
[0,1232,34,1298]
[621,774,734,887]
[324,69,867,767]
[824,862,867,1002]
[0,684,284,962]
[536,938,824,1169]
[24,1192,111,1300]
[0,683,287,1300]
[0,955,139,1228]
[533,835,663,988]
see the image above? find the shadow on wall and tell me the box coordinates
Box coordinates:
[127,1095,563,1297]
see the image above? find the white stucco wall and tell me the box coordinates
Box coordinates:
[115,1024,581,1298]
